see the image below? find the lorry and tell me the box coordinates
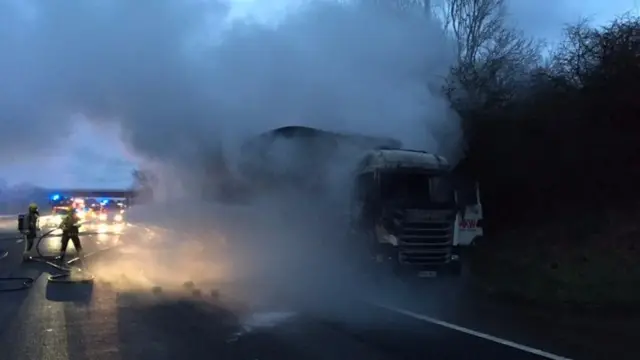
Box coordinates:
[348,148,483,278]
[238,126,483,277]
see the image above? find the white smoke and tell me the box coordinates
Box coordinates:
[0,0,461,191]
[1,0,464,314]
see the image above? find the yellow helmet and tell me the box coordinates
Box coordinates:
[29,203,38,210]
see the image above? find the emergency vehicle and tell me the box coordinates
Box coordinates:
[45,205,72,227]
[96,200,125,223]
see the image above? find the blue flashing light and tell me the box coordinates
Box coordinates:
[51,194,61,201]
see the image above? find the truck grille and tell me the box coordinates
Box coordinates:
[393,209,454,266]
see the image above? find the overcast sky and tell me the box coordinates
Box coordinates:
[0,0,636,190]
[0,118,138,189]
[510,0,637,42]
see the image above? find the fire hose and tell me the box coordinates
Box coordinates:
[0,226,117,292]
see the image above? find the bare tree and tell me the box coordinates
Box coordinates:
[437,0,540,106]
[436,0,504,65]
[549,20,600,87]
[436,0,539,65]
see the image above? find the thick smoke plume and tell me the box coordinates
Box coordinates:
[1,0,463,314]
[1,0,460,174]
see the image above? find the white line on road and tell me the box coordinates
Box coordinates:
[370,302,573,360]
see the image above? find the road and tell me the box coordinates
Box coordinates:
[0,219,635,360]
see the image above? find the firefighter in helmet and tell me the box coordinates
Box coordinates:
[58,207,84,263]
[24,203,40,254]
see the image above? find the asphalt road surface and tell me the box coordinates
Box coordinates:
[0,220,633,360]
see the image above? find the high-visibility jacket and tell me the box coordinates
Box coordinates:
[61,213,81,233]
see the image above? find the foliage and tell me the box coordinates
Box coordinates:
[450,14,640,231]
[437,1,640,305]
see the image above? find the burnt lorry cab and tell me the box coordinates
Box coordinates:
[350,149,463,277]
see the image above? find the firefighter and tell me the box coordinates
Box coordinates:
[58,208,84,264]
[24,203,40,254]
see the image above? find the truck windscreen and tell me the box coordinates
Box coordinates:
[379,172,454,206]
[429,176,455,204]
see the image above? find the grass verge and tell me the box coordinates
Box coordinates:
[469,219,640,312]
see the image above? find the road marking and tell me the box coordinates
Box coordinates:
[371,303,573,360]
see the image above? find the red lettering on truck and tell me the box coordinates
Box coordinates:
[459,219,477,229]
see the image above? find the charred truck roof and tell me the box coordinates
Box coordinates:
[356,149,450,174]
[240,125,403,154]
[238,126,404,190]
